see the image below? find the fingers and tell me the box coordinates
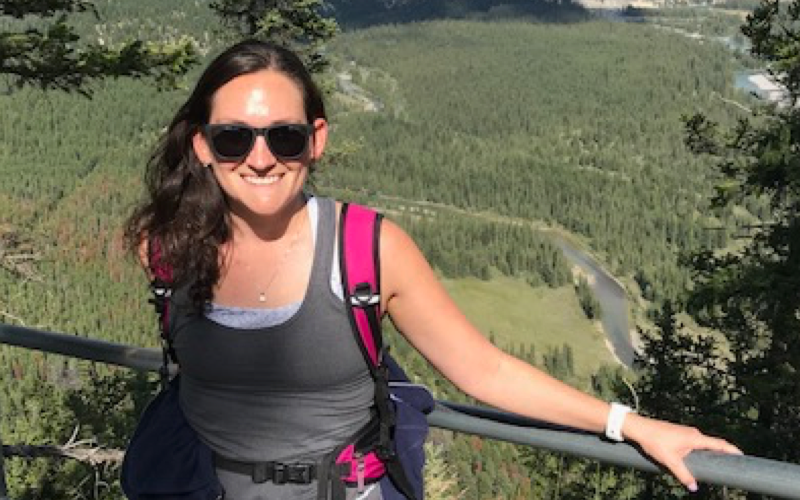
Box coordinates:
[664,456,699,493]
[697,435,744,456]
[638,423,744,493]
[667,433,743,492]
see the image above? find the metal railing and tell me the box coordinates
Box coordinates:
[2,322,800,499]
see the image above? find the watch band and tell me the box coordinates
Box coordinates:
[605,402,633,442]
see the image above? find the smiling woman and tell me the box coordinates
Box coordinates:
[122,39,741,500]
[191,68,327,256]
[126,41,329,311]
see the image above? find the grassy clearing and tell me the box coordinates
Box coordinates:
[442,275,616,378]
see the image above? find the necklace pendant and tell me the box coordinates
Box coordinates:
[258,292,266,303]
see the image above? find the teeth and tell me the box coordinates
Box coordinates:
[243,175,279,185]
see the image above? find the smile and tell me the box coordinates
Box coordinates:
[242,175,280,185]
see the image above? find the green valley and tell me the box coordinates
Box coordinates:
[0,1,768,498]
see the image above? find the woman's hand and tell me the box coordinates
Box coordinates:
[622,413,743,492]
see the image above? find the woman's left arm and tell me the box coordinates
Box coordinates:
[380,219,741,491]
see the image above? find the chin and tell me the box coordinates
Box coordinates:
[232,198,299,221]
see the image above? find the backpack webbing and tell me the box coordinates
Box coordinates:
[338,203,419,500]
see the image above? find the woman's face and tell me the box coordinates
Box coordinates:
[192,69,327,222]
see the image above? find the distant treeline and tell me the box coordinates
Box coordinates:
[329,0,591,28]
[394,210,572,287]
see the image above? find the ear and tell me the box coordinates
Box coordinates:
[192,129,215,166]
[309,118,328,162]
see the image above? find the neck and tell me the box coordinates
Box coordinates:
[230,194,308,243]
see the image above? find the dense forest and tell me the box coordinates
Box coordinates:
[326,19,752,305]
[0,0,783,498]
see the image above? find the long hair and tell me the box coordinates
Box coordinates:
[125,40,326,310]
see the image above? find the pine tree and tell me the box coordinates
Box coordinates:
[0,0,198,94]
[681,0,800,465]
[632,303,730,498]
[209,0,337,73]
[634,1,800,497]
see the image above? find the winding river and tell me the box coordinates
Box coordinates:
[550,234,636,367]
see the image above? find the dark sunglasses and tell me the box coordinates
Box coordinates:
[203,123,314,162]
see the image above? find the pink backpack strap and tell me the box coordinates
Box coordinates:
[339,203,383,369]
[147,240,174,336]
[147,240,177,383]
[337,203,424,500]
[148,240,173,282]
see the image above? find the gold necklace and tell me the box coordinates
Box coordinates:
[257,207,307,303]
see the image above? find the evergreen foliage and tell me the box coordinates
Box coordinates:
[209,0,338,73]
[0,0,198,94]
[684,0,800,464]
[575,275,601,320]
[632,304,729,498]
[632,1,800,497]
[394,210,572,287]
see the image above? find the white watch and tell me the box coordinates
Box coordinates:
[605,402,633,442]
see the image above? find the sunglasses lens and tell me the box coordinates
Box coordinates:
[209,126,253,160]
[267,125,310,159]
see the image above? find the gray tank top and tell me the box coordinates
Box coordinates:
[171,197,375,466]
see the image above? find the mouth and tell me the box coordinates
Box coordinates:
[242,174,281,186]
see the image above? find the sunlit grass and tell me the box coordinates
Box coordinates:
[443,275,616,378]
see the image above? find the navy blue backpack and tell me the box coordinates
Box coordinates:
[121,203,434,500]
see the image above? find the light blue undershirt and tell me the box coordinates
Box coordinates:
[205,196,344,330]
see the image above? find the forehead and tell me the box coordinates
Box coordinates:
[209,70,305,122]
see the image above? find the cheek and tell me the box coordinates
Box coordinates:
[205,164,228,191]
[211,165,234,184]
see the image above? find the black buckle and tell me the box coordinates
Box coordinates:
[149,279,172,314]
[262,462,315,485]
[351,282,379,308]
[252,462,270,484]
[219,457,317,485]
[287,463,315,483]
[273,463,287,484]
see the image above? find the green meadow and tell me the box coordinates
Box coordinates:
[444,277,615,375]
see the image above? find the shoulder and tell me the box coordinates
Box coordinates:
[378,216,430,286]
[380,217,416,255]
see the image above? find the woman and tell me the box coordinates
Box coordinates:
[125,40,740,499]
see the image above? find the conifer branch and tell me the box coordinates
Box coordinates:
[2,444,124,465]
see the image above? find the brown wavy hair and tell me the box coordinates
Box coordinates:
[125,40,326,310]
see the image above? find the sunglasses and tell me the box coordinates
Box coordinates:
[203,123,314,162]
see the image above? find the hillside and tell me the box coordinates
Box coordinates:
[0,2,752,402]
[0,3,758,498]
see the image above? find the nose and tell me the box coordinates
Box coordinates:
[246,135,275,170]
